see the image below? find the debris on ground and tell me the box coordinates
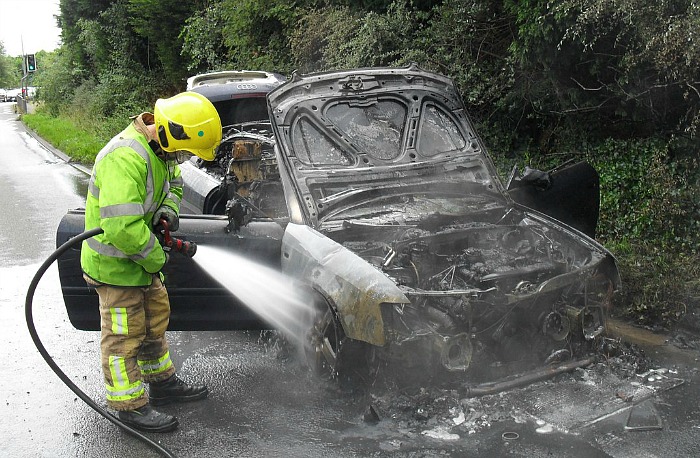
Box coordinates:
[359,358,686,446]
[595,337,650,378]
[667,331,700,350]
[345,334,691,445]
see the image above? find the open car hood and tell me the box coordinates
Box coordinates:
[267,63,508,227]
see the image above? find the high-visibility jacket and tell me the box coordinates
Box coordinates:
[81,122,183,286]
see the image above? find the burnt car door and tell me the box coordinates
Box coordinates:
[56,210,285,331]
[506,161,601,238]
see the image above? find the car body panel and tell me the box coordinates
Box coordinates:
[281,223,410,346]
[187,70,286,129]
[178,157,223,214]
[267,64,506,227]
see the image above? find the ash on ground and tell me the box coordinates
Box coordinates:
[595,337,650,378]
[259,329,689,452]
[356,337,680,439]
[667,330,700,350]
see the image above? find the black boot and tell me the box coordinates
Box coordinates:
[117,404,178,433]
[149,374,208,406]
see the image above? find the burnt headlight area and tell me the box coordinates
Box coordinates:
[380,278,612,377]
[380,301,474,373]
[566,272,614,340]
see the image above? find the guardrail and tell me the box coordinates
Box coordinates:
[16,95,28,114]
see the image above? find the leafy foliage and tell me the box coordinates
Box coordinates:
[181,2,229,72]
[291,2,427,72]
[125,0,202,86]
[557,0,700,136]
[217,0,299,73]
[289,6,363,73]
[0,42,15,87]
[0,51,24,88]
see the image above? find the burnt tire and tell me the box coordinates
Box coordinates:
[304,300,375,390]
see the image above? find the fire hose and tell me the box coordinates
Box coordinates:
[25,221,197,458]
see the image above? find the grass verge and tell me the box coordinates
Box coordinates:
[22,112,105,164]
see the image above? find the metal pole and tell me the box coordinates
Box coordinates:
[21,35,26,76]
[20,35,28,113]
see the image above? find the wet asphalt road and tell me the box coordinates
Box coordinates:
[1,101,699,457]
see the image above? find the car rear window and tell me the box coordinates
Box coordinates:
[214,97,269,127]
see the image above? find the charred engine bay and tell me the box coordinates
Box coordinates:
[327,205,618,384]
[190,124,287,218]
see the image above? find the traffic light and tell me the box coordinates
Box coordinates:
[26,54,36,73]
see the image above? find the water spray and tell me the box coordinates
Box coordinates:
[191,245,316,349]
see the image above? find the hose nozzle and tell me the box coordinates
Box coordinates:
[157,219,197,258]
[172,238,197,257]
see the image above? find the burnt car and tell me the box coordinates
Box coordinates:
[179,70,286,215]
[57,64,620,386]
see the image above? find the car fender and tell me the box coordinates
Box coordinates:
[281,223,410,346]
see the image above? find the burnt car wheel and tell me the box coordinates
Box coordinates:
[305,300,375,389]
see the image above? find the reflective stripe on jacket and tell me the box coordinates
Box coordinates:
[81,123,183,286]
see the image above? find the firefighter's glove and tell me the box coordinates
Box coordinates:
[153,221,166,247]
[153,205,179,232]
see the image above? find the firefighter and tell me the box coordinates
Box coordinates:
[81,92,222,433]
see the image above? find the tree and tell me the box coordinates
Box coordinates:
[126,0,203,86]
[555,0,700,137]
[181,1,229,72]
[218,0,299,73]
[502,0,700,146]
[0,42,14,87]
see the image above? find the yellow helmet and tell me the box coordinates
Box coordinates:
[154,92,222,161]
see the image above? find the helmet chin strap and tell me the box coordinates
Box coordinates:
[149,140,182,163]
[166,150,194,164]
[149,136,195,164]
[149,139,165,156]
